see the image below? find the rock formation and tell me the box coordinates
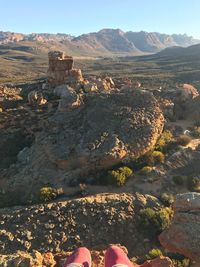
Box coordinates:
[28,90,47,106]
[173,83,199,120]
[47,51,84,87]
[47,51,73,87]
[166,145,200,176]
[1,88,164,204]
[159,192,200,262]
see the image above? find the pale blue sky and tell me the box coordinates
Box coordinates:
[0,0,200,38]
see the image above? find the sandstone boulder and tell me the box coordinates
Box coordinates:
[159,192,200,262]
[173,84,199,120]
[2,89,164,203]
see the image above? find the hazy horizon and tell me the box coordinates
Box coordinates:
[0,0,200,39]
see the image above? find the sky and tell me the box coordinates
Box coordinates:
[0,0,200,38]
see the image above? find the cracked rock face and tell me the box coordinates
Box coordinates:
[159,192,200,262]
[2,89,164,204]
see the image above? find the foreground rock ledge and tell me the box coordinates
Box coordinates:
[159,192,200,262]
[0,252,173,267]
[0,193,161,255]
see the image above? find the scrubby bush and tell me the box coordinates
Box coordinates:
[139,166,153,175]
[172,259,191,267]
[145,248,163,260]
[151,151,165,164]
[109,170,126,186]
[191,126,200,138]
[155,130,174,152]
[118,166,133,177]
[138,207,173,236]
[175,135,191,146]
[187,176,200,192]
[173,175,185,186]
[103,166,133,186]
[161,193,174,206]
[39,187,58,202]
[169,253,192,267]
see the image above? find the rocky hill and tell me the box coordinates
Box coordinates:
[150,43,200,61]
[0,29,199,56]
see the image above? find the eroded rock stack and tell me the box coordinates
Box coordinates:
[47,51,74,87]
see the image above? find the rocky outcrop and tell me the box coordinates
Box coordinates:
[54,85,82,111]
[173,84,199,120]
[166,146,200,176]
[159,192,200,262]
[1,89,164,204]
[0,193,161,256]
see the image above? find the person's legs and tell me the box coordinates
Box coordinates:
[104,245,133,267]
[63,247,91,267]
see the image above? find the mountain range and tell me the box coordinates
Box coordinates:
[0,29,199,56]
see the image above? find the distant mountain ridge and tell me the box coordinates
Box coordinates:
[0,29,199,56]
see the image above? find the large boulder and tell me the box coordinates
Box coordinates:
[2,89,164,203]
[159,192,200,262]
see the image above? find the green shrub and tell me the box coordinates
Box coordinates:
[161,193,174,206]
[145,248,163,260]
[187,176,200,192]
[151,151,165,164]
[173,175,185,186]
[118,166,133,178]
[191,126,200,138]
[138,207,173,236]
[172,259,191,267]
[104,166,133,186]
[155,130,174,152]
[139,166,153,175]
[39,187,58,202]
[169,254,192,267]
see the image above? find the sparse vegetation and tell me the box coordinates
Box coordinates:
[145,248,163,260]
[191,126,200,138]
[172,259,191,267]
[102,166,133,186]
[138,207,173,236]
[161,193,174,206]
[169,253,192,267]
[39,187,58,202]
[151,151,165,164]
[187,176,200,192]
[155,130,174,152]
